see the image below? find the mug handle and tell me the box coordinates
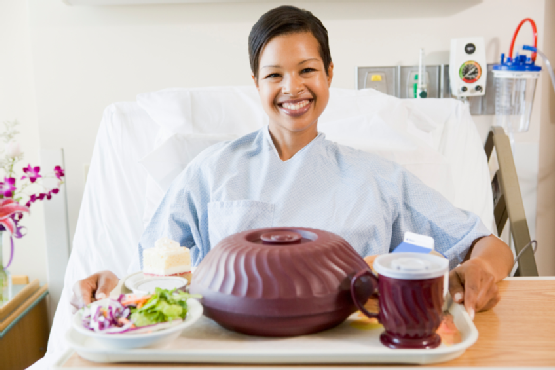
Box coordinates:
[350,269,379,320]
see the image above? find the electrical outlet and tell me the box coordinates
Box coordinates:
[356,66,397,95]
[365,72,389,94]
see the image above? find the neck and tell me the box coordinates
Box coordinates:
[268,124,318,161]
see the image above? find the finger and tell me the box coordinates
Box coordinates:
[448,269,465,303]
[480,292,501,312]
[474,273,496,311]
[69,292,81,312]
[80,279,97,305]
[95,271,118,300]
[72,280,91,306]
[476,281,500,312]
[462,270,482,320]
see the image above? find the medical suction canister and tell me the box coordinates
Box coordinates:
[492,18,555,149]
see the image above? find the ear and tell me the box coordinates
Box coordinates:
[327,62,334,87]
[252,75,260,90]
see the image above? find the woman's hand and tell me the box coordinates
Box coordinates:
[70,271,119,313]
[448,234,513,320]
[449,258,500,320]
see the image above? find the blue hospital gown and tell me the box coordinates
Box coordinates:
[138,126,491,271]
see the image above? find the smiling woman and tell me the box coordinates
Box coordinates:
[254,33,333,161]
[73,3,513,349]
[249,6,334,161]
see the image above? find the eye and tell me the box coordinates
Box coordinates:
[301,68,316,74]
[265,73,281,79]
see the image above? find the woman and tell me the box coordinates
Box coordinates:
[73,5,514,320]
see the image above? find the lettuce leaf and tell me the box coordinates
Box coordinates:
[130,288,201,327]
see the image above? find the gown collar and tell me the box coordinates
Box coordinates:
[262,125,326,163]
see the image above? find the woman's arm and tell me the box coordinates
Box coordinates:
[448,234,514,319]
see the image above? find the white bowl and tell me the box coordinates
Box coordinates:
[71,298,203,349]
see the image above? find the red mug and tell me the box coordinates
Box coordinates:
[350,252,449,349]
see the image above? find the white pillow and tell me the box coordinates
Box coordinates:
[137,86,267,135]
[137,86,492,232]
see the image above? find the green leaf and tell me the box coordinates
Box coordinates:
[127,288,202,327]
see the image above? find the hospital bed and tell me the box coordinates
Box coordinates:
[36,86,534,368]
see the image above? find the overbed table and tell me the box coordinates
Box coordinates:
[56,277,555,369]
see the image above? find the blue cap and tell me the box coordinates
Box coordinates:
[493,45,542,72]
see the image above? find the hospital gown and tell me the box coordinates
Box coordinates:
[138,126,491,271]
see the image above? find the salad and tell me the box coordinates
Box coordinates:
[79,288,201,335]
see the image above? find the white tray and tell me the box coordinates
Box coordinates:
[62,300,477,365]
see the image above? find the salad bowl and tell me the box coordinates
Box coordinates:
[71,297,203,349]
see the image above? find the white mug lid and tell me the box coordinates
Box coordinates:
[374,252,448,280]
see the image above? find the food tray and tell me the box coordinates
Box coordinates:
[61,298,477,365]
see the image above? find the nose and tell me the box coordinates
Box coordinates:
[282,73,303,96]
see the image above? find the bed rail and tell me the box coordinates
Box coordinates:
[484,127,538,277]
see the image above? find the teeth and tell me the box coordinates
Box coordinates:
[282,100,309,111]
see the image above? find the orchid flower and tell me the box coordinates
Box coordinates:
[54,165,65,180]
[21,164,42,183]
[0,199,30,235]
[0,177,16,198]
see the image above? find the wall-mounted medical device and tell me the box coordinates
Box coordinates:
[449,37,487,98]
[356,64,495,115]
[492,18,555,147]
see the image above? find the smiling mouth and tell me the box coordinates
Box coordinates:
[278,99,313,116]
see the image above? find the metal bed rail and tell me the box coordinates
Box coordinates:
[484,127,539,277]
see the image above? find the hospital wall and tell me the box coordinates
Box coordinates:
[1,0,554,289]
[0,1,47,285]
[537,1,555,279]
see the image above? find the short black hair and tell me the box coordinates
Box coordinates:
[248,5,332,79]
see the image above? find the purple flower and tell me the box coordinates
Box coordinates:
[54,165,65,180]
[0,177,16,198]
[22,164,42,183]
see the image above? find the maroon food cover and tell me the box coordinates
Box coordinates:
[189,227,372,336]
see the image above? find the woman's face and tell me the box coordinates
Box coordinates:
[254,32,334,137]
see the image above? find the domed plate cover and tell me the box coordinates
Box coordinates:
[189,227,373,336]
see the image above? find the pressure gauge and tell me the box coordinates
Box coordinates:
[450,38,487,97]
[459,61,482,83]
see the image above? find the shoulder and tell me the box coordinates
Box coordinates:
[167,129,262,195]
[322,138,406,181]
[190,129,263,166]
